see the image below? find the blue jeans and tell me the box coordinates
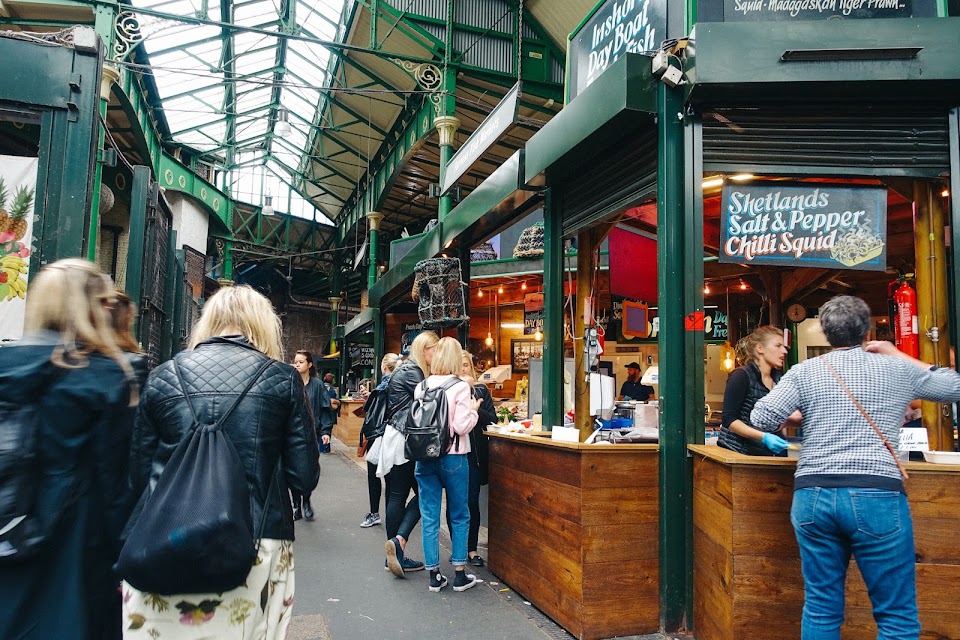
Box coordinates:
[415,454,470,570]
[791,487,919,640]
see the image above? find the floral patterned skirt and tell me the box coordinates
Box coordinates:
[121,539,295,640]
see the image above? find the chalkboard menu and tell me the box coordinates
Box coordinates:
[349,343,374,371]
[719,184,887,271]
[568,0,666,100]
[698,0,936,22]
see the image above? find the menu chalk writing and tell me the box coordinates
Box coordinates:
[719,184,887,271]
[715,0,935,20]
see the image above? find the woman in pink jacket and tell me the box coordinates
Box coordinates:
[413,337,482,593]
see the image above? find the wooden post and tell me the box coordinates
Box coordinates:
[913,180,954,451]
[574,230,596,442]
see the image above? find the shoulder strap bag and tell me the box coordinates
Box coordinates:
[819,355,908,481]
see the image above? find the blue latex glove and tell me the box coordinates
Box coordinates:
[761,433,789,454]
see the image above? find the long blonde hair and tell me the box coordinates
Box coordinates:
[461,350,477,379]
[189,285,283,360]
[381,352,400,374]
[408,331,439,377]
[24,258,137,404]
[430,336,463,376]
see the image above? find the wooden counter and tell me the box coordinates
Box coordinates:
[689,444,960,640]
[332,399,364,447]
[487,433,660,640]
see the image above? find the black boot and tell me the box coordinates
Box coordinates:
[292,506,302,521]
[303,498,315,521]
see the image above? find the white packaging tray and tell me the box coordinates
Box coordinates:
[921,451,960,465]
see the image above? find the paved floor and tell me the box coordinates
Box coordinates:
[286,437,669,640]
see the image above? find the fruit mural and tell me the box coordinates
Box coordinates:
[0,155,38,341]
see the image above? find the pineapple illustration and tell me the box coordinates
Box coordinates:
[9,185,34,241]
[0,176,8,234]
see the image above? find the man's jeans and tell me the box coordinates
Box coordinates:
[415,454,470,570]
[791,487,920,640]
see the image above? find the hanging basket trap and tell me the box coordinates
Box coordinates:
[513,221,545,259]
[412,257,469,329]
[470,241,498,262]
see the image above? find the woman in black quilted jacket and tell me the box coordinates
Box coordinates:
[122,285,319,640]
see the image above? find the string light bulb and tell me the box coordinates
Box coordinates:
[703,284,711,295]
[498,284,504,294]
[485,332,494,346]
[739,281,748,291]
[521,281,527,291]
[720,342,736,373]
[534,329,542,341]
[478,289,483,298]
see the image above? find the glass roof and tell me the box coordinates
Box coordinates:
[132,0,354,222]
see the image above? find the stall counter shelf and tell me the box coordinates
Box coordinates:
[332,399,364,448]
[486,432,660,640]
[689,444,960,640]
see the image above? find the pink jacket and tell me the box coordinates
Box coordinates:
[414,374,478,455]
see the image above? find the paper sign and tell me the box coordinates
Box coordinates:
[899,427,929,452]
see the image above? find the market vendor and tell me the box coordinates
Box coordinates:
[619,362,655,401]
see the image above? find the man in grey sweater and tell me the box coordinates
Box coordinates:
[752,295,960,640]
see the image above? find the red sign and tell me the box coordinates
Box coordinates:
[685,311,705,332]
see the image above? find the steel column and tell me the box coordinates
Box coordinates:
[657,83,695,632]
[126,166,151,316]
[542,186,563,430]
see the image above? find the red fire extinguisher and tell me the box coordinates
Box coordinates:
[891,278,919,358]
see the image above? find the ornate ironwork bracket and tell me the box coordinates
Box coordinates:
[388,58,443,115]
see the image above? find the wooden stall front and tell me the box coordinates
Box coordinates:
[332,399,364,448]
[690,444,960,640]
[486,433,659,640]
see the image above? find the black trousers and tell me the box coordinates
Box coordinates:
[366,461,382,513]
[384,460,420,542]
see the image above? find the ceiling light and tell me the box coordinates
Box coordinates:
[730,173,754,182]
[498,284,504,294]
[485,332,494,346]
[500,323,524,329]
[262,195,274,216]
[521,281,527,291]
[275,108,291,137]
[703,284,711,295]
[534,329,542,341]
[702,176,724,189]
[478,289,483,298]
[740,281,748,290]
[942,189,950,198]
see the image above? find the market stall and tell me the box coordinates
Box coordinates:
[689,445,960,640]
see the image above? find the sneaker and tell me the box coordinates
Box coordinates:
[429,571,448,593]
[303,501,315,521]
[453,572,478,592]
[385,537,405,579]
[360,512,381,528]
[469,555,485,567]
[292,507,302,522]
[401,557,425,572]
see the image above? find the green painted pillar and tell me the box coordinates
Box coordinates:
[435,64,459,221]
[657,82,697,632]
[366,210,383,288]
[329,296,342,355]
[88,5,117,262]
[542,186,563,430]
[373,310,385,385]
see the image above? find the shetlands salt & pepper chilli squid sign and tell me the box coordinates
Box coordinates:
[567,0,666,100]
[719,184,887,271]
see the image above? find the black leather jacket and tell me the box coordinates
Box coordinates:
[383,358,425,433]
[130,336,320,541]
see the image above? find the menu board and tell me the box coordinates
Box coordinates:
[719,183,887,271]
[349,343,374,371]
[716,0,936,21]
[567,0,665,99]
[523,292,544,335]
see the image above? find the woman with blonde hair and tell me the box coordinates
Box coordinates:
[719,325,790,456]
[414,337,481,593]
[110,290,149,391]
[0,258,137,640]
[382,331,438,577]
[123,284,319,640]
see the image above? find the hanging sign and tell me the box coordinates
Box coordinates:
[567,0,665,99]
[400,321,424,355]
[348,343,375,370]
[440,82,521,195]
[719,183,887,271]
[523,292,544,335]
[0,155,38,341]
[716,0,936,22]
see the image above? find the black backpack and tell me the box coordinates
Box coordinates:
[404,377,463,461]
[116,358,273,595]
[0,391,52,563]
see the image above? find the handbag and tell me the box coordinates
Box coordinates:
[117,358,275,595]
[820,355,909,481]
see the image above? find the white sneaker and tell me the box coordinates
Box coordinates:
[360,512,381,528]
